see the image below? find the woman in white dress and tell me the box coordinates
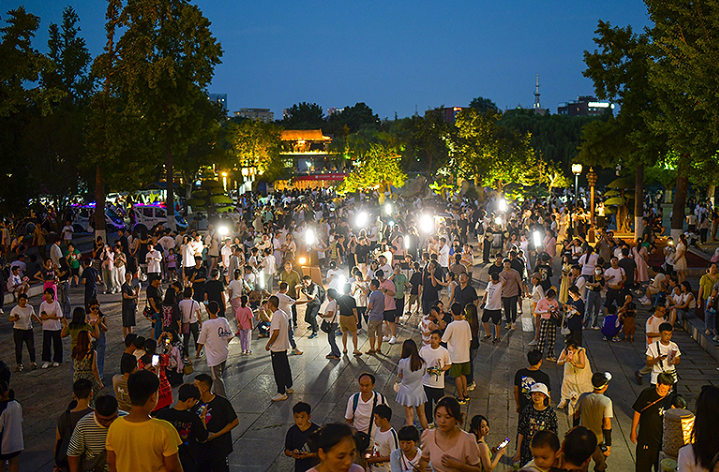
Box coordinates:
[395,339,428,429]
[674,234,688,283]
[556,338,593,415]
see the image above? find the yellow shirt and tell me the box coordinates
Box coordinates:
[106,417,181,472]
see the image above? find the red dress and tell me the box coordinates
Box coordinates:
[138,354,173,411]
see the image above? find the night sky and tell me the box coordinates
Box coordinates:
[3,0,650,119]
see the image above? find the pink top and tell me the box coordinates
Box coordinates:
[534,298,560,320]
[420,428,480,472]
[235,306,253,330]
[380,279,396,311]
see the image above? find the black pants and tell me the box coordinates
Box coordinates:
[605,288,622,309]
[502,296,518,324]
[305,304,320,334]
[197,454,229,472]
[424,386,444,421]
[635,443,660,472]
[13,328,35,365]
[42,330,62,363]
[271,350,292,394]
[465,346,477,385]
[183,322,200,356]
[291,304,298,325]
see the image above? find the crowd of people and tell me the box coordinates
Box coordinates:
[0,187,718,472]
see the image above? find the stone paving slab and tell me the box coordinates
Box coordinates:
[3,259,719,472]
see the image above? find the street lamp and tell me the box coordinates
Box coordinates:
[586,167,598,242]
[571,164,583,236]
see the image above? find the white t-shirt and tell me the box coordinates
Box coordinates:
[574,275,587,299]
[197,317,233,367]
[227,280,244,300]
[604,267,625,287]
[61,224,74,241]
[39,300,63,331]
[344,392,387,434]
[419,345,451,389]
[531,284,545,304]
[677,444,707,472]
[484,280,503,310]
[268,309,290,352]
[182,244,195,267]
[274,292,296,316]
[646,316,665,346]
[322,300,338,323]
[220,245,233,268]
[371,427,398,472]
[438,245,450,268]
[179,298,200,324]
[145,250,162,273]
[578,253,599,276]
[441,319,472,364]
[646,341,681,384]
[10,305,35,330]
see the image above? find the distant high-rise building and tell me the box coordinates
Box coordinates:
[208,93,227,113]
[283,108,291,120]
[234,108,274,123]
[427,107,464,124]
[326,107,344,117]
[557,96,614,116]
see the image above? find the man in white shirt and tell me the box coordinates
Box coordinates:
[158,231,175,254]
[60,221,74,247]
[419,331,451,424]
[179,287,203,356]
[345,373,387,436]
[50,239,64,270]
[265,296,293,402]
[220,238,233,272]
[442,303,472,404]
[274,283,305,356]
[196,301,233,397]
[438,237,450,269]
[377,255,392,277]
[145,243,163,282]
[39,288,65,368]
[645,322,681,386]
[481,272,504,342]
[603,257,626,310]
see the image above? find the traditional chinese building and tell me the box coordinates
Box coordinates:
[276,130,348,190]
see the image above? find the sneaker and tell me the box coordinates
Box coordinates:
[291,349,303,355]
[308,333,318,339]
[467,382,476,391]
[52,362,59,367]
[457,397,468,405]
[492,337,500,344]
[41,362,50,369]
[592,326,600,330]
[635,371,644,385]
[14,365,23,372]
[271,393,288,402]
[326,354,340,360]
[388,336,398,344]
[528,340,538,346]
[504,323,511,329]
[286,388,294,394]
[30,362,37,370]
[383,336,390,342]
[511,323,517,330]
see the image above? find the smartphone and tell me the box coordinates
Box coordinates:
[152,354,160,367]
[497,438,510,449]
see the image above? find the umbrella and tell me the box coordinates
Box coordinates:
[210,195,233,205]
[604,197,627,206]
[607,178,631,189]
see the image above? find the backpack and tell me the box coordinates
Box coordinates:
[316,284,327,304]
[351,392,385,438]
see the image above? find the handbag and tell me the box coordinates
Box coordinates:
[80,450,107,472]
[320,310,338,333]
[182,356,194,375]
[181,322,190,335]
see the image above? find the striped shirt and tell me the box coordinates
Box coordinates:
[67,411,128,469]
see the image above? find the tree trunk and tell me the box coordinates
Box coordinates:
[634,163,644,241]
[708,184,716,206]
[165,137,176,230]
[95,165,106,244]
[671,171,689,241]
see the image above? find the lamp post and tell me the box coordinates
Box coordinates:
[586,167,598,242]
[571,164,583,237]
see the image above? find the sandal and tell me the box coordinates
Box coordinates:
[342,349,348,354]
[353,350,363,356]
[365,349,376,355]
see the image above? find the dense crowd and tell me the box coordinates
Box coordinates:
[0,188,718,472]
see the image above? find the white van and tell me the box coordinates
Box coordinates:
[131,203,188,233]
[71,204,126,233]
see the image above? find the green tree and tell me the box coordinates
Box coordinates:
[644,0,719,236]
[468,96,499,114]
[108,0,223,229]
[0,7,63,215]
[338,143,406,194]
[325,102,380,136]
[394,109,453,174]
[580,20,665,237]
[231,119,285,182]
[281,102,325,130]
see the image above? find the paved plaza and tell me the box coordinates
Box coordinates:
[5,261,719,472]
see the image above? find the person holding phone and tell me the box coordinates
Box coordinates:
[468,415,507,471]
